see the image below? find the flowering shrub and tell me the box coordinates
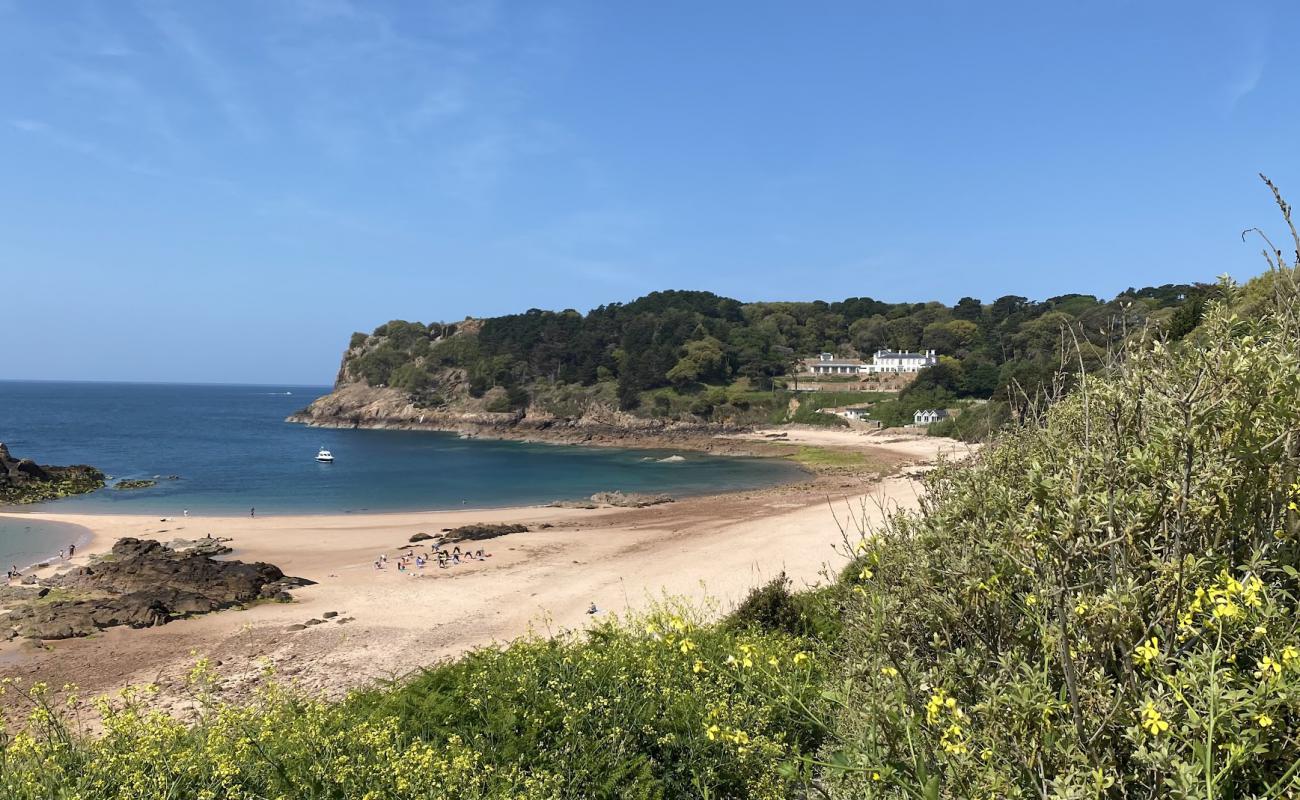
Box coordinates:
[819,270,1300,798]
[0,606,825,799]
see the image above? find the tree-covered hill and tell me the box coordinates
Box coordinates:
[339,284,1211,423]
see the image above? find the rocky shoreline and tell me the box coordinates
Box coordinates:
[286,383,792,458]
[0,442,104,506]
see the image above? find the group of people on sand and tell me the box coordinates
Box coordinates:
[5,542,76,580]
[373,543,491,573]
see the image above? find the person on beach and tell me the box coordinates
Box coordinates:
[68,543,75,558]
[250,507,255,518]
[587,602,598,615]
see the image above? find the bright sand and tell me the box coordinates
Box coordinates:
[0,429,973,711]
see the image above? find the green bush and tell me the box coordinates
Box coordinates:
[926,400,1011,442]
[815,273,1300,798]
[0,609,827,799]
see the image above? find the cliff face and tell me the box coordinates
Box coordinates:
[286,381,735,445]
[0,443,105,505]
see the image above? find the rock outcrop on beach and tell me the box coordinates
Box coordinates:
[550,491,675,509]
[442,523,528,542]
[2,538,313,641]
[0,442,105,505]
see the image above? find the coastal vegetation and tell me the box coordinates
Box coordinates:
[6,200,1299,798]
[327,282,1206,436]
[0,443,104,506]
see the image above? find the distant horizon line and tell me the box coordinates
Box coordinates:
[0,377,332,389]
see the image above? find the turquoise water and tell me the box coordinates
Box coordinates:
[0,381,803,564]
[0,517,91,574]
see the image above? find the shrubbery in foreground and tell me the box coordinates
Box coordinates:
[0,606,825,799]
[821,271,1300,798]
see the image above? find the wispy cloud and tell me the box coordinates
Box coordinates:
[9,117,163,177]
[1222,12,1269,114]
[136,1,264,142]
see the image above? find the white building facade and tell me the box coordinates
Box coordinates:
[862,350,938,374]
[806,352,866,375]
[914,408,949,425]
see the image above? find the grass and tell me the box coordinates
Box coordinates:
[788,445,868,469]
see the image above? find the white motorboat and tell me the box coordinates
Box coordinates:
[315,447,335,463]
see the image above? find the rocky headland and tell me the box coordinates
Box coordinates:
[287,383,767,454]
[0,537,312,641]
[0,442,105,505]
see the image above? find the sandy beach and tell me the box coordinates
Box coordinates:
[0,429,972,716]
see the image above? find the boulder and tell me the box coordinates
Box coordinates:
[409,532,434,542]
[589,491,674,508]
[6,538,312,640]
[442,523,528,543]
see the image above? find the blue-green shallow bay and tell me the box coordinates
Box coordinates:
[0,381,803,562]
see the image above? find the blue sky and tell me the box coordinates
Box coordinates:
[1,0,1296,384]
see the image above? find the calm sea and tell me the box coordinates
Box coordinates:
[0,380,803,565]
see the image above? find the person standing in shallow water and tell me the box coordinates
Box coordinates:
[250,507,255,518]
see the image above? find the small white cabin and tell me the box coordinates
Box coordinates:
[914,408,949,426]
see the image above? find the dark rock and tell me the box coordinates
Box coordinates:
[443,523,528,543]
[5,537,311,640]
[114,479,157,491]
[322,611,339,619]
[303,618,324,626]
[0,443,105,505]
[35,587,50,598]
[409,532,434,542]
[285,624,306,631]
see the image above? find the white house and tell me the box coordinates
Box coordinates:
[862,350,938,374]
[805,352,866,375]
[914,408,949,426]
[839,407,873,421]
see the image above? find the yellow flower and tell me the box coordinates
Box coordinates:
[1140,702,1169,736]
[1134,637,1160,667]
[793,652,810,665]
[859,566,874,581]
[692,660,707,674]
[1025,593,1038,607]
[1255,656,1283,681]
[1282,645,1299,664]
[880,666,899,677]
[872,771,882,781]
[1258,714,1274,728]
[705,724,720,741]
[925,689,959,724]
[679,638,696,655]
